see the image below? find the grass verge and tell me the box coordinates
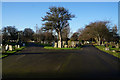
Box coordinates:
[44,46,81,50]
[94,45,120,58]
[1,46,26,59]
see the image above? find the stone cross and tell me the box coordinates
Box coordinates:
[115,43,119,48]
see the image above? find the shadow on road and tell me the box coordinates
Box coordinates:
[26,42,44,47]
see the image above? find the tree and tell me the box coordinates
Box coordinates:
[62,26,70,41]
[70,32,79,41]
[78,21,110,45]
[23,28,34,41]
[42,6,75,48]
[109,25,119,42]
[2,26,18,44]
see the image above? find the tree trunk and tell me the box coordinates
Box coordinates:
[58,31,62,48]
[95,37,100,45]
[98,37,101,45]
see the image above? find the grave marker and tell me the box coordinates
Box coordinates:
[9,45,12,51]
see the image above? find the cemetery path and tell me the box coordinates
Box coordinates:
[2,43,120,79]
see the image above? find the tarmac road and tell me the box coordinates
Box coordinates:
[2,43,120,79]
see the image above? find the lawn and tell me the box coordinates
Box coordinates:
[94,45,120,58]
[44,46,81,50]
[1,46,26,59]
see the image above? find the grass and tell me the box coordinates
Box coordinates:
[44,46,81,50]
[1,46,26,59]
[0,54,8,58]
[15,46,26,51]
[94,45,120,58]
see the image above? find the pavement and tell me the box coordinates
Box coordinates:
[2,43,120,80]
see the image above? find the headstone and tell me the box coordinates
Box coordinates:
[18,45,20,48]
[58,41,62,48]
[115,43,119,48]
[74,41,77,46]
[9,45,12,51]
[64,45,68,48]
[54,42,57,48]
[112,50,116,52]
[102,41,104,46]
[68,41,71,48]
[62,41,66,45]
[105,47,109,51]
[15,45,18,49]
[5,45,9,51]
[41,41,43,44]
[72,41,74,48]
[44,41,46,44]
[74,44,76,48]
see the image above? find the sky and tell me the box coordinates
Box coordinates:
[2,2,118,33]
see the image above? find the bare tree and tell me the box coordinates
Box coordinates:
[79,21,110,45]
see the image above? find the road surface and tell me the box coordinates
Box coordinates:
[2,43,120,79]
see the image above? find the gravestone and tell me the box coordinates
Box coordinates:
[58,41,62,48]
[9,45,12,51]
[115,43,119,48]
[54,42,57,48]
[112,50,116,52]
[41,41,43,44]
[64,45,68,48]
[62,41,66,48]
[102,41,104,46]
[5,45,9,51]
[105,47,109,51]
[18,45,20,48]
[44,41,46,44]
[15,45,18,49]
[71,41,74,48]
[68,41,71,48]
[62,41,66,45]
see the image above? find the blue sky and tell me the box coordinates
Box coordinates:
[2,2,118,33]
